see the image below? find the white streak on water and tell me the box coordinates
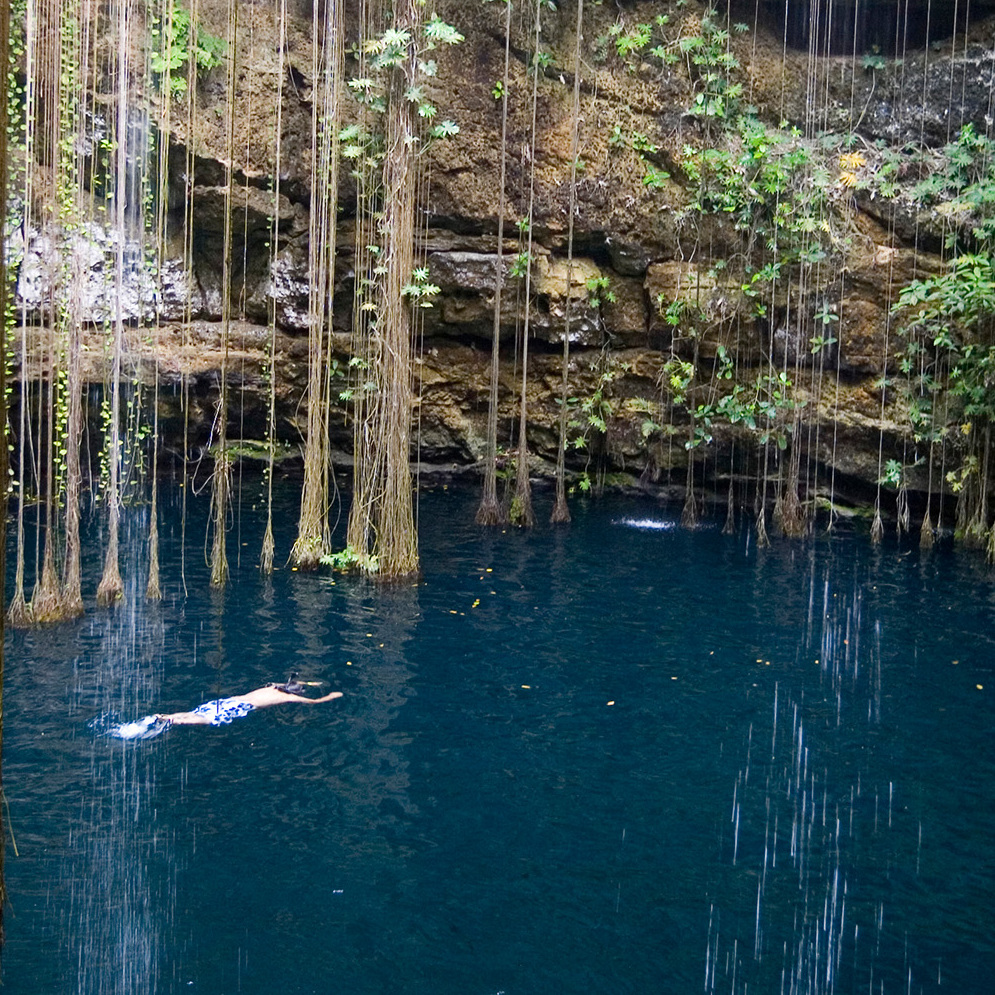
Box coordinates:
[613,517,677,531]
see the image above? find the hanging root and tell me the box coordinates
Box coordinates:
[755,506,771,549]
[680,459,697,528]
[32,547,66,622]
[475,495,505,526]
[681,488,698,528]
[870,505,884,545]
[722,479,735,535]
[988,523,995,564]
[260,522,275,574]
[96,557,124,606]
[6,590,32,629]
[509,453,535,527]
[146,522,162,600]
[779,486,807,538]
[508,488,535,527]
[550,490,571,524]
[208,450,232,588]
[896,483,910,536]
[289,535,326,571]
[919,508,934,550]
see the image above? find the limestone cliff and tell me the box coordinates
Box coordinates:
[11,0,995,523]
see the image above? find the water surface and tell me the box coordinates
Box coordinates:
[4,483,994,993]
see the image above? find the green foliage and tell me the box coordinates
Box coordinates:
[879,459,903,487]
[642,163,670,189]
[910,124,995,251]
[564,354,629,455]
[614,22,653,58]
[431,119,460,139]
[896,253,995,424]
[150,3,225,95]
[351,14,463,127]
[532,49,553,73]
[683,10,742,122]
[585,275,617,308]
[510,251,531,279]
[320,545,378,573]
[660,357,695,404]
[401,266,441,307]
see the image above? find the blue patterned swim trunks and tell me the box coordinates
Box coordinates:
[191,698,256,725]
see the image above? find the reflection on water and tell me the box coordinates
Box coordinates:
[3,484,994,993]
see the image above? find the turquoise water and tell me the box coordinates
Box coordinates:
[3,481,994,993]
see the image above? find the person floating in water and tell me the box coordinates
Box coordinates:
[92,674,343,740]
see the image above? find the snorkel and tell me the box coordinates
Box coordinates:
[279,672,305,694]
[275,672,324,694]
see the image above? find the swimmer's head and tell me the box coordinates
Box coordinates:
[276,672,305,694]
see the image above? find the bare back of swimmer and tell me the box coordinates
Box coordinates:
[157,685,343,726]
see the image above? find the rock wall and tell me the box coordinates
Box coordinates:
[11,0,995,520]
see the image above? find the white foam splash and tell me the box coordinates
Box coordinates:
[615,517,676,531]
[89,713,170,741]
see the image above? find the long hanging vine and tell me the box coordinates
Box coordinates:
[52,0,91,618]
[0,0,12,931]
[96,0,133,605]
[291,0,343,570]
[344,5,462,578]
[260,0,289,575]
[550,0,585,526]
[29,0,68,620]
[476,0,512,527]
[508,0,544,529]
[208,0,239,588]
[8,0,37,627]
[145,0,176,600]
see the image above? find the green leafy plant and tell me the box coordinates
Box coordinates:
[320,545,378,573]
[401,266,442,307]
[585,275,617,308]
[149,3,226,95]
[510,251,531,279]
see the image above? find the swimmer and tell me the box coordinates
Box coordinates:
[156,675,343,727]
[91,674,342,740]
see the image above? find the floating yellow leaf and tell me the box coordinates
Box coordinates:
[607,701,615,706]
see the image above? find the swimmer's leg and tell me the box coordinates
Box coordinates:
[90,714,172,740]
